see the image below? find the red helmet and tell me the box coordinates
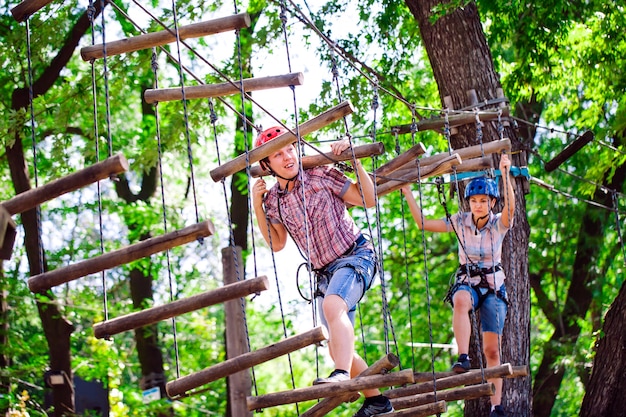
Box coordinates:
[255,126,285,148]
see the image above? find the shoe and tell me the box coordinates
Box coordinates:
[352,396,394,416]
[312,369,350,385]
[490,405,506,416]
[452,353,471,373]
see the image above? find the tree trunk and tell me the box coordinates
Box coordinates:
[580,279,626,417]
[404,1,532,416]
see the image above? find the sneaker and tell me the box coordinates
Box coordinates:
[353,396,394,417]
[490,405,506,416]
[312,369,350,385]
[452,353,471,373]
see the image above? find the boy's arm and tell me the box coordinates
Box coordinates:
[499,154,515,228]
[330,139,376,208]
[252,178,288,251]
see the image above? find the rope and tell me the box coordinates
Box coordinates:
[99,0,113,157]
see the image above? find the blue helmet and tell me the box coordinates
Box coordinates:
[464,177,499,200]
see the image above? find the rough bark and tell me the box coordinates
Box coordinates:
[404,1,532,416]
[580,279,626,417]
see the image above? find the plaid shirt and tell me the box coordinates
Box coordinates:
[446,211,510,288]
[264,166,361,269]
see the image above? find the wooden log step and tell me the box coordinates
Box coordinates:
[386,363,513,399]
[0,206,17,260]
[378,139,510,187]
[144,72,304,104]
[391,107,510,135]
[544,130,593,172]
[250,142,385,178]
[28,220,214,293]
[412,363,528,384]
[93,275,269,339]
[10,0,54,22]
[301,353,400,417]
[81,13,251,61]
[391,382,494,410]
[388,400,447,416]
[210,100,355,182]
[167,325,328,398]
[247,369,415,412]
[1,154,129,216]
[373,143,426,179]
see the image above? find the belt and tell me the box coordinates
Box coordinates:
[341,234,367,257]
[457,264,502,277]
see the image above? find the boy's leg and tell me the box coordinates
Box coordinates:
[322,294,355,372]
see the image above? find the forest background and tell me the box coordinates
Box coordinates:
[0,0,625,416]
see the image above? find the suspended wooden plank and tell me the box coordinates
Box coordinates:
[250,142,386,178]
[411,363,527,384]
[391,383,494,410]
[247,369,415,412]
[387,400,446,417]
[210,100,355,182]
[375,139,510,187]
[93,275,269,339]
[144,72,304,104]
[10,0,54,22]
[373,143,426,179]
[0,153,129,216]
[166,325,328,398]
[28,220,214,293]
[391,107,510,135]
[385,363,513,399]
[301,353,400,417]
[0,206,17,260]
[544,130,594,172]
[80,13,251,61]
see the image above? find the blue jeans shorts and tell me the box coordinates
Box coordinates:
[316,239,377,328]
[453,284,508,334]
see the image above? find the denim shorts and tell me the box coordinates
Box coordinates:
[453,284,508,334]
[316,240,377,327]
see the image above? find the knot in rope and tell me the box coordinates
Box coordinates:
[151,51,159,72]
[87,4,96,21]
[208,100,218,124]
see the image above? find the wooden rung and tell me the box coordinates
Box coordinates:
[80,13,251,61]
[544,130,593,172]
[10,0,54,22]
[250,142,385,178]
[391,107,510,135]
[210,100,355,182]
[375,154,463,197]
[386,363,513,399]
[144,72,304,104]
[247,369,415,412]
[388,400,447,417]
[0,153,129,216]
[166,325,328,398]
[392,383,494,410]
[28,220,214,293]
[301,353,400,417]
[374,143,426,179]
[0,206,17,260]
[93,275,269,338]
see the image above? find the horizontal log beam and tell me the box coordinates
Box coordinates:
[144,72,304,103]
[93,275,269,338]
[392,383,494,410]
[1,154,129,216]
[81,13,251,60]
[301,353,400,417]
[250,142,385,178]
[167,325,328,398]
[391,108,510,135]
[387,400,446,417]
[386,363,513,399]
[10,0,54,22]
[373,143,426,179]
[28,220,214,293]
[210,100,355,182]
[247,369,415,411]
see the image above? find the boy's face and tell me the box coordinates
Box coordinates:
[267,143,299,178]
[468,194,496,217]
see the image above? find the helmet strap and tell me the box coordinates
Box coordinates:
[472,213,490,235]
